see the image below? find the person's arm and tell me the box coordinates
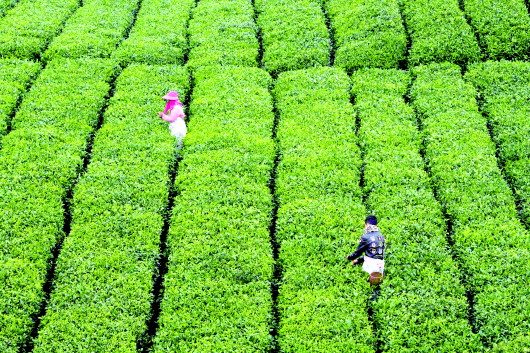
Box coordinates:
[346,237,368,261]
[159,110,177,122]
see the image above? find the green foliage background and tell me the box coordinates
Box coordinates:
[1,0,530,351]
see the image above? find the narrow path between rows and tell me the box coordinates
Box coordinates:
[320,1,336,66]
[352,94,381,353]
[249,2,282,351]
[4,70,41,137]
[456,0,484,64]
[119,0,144,47]
[268,101,281,353]
[250,0,264,69]
[396,0,411,70]
[137,151,181,352]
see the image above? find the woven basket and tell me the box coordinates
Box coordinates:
[368,271,383,286]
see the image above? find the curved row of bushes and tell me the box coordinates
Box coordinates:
[399,0,480,65]
[411,62,530,347]
[466,60,530,228]
[0,58,117,352]
[154,66,275,352]
[352,68,480,352]
[112,0,196,66]
[42,0,141,61]
[187,0,259,69]
[32,64,189,352]
[273,67,374,352]
[325,0,406,71]
[462,0,530,60]
[0,59,40,139]
[0,0,80,59]
[255,0,330,77]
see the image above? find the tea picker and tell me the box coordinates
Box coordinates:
[158,90,187,148]
[346,215,386,289]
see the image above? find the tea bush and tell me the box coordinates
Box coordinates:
[112,0,196,66]
[352,68,480,352]
[274,67,374,352]
[466,60,530,227]
[325,0,406,71]
[187,0,259,69]
[462,0,530,60]
[43,0,140,61]
[411,63,530,346]
[399,0,480,65]
[154,66,275,352]
[0,0,16,17]
[0,0,79,59]
[255,0,330,76]
[0,58,116,352]
[0,59,40,138]
[33,65,189,352]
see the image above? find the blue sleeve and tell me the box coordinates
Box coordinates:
[347,237,368,261]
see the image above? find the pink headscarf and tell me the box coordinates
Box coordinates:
[162,91,183,114]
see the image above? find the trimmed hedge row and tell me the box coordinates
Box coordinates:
[492,335,530,352]
[325,0,406,71]
[0,59,40,138]
[153,66,275,352]
[399,0,480,65]
[466,61,530,227]
[0,0,79,59]
[112,0,196,66]
[43,0,140,61]
[273,67,373,352]
[187,0,259,69]
[255,0,330,77]
[0,58,116,352]
[352,68,480,352]
[32,65,189,352]
[462,0,530,60]
[411,63,530,347]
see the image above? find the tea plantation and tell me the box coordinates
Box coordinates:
[1,0,530,352]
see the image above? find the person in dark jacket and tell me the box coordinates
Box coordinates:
[346,215,385,277]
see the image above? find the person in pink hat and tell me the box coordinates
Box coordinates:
[158,91,187,146]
